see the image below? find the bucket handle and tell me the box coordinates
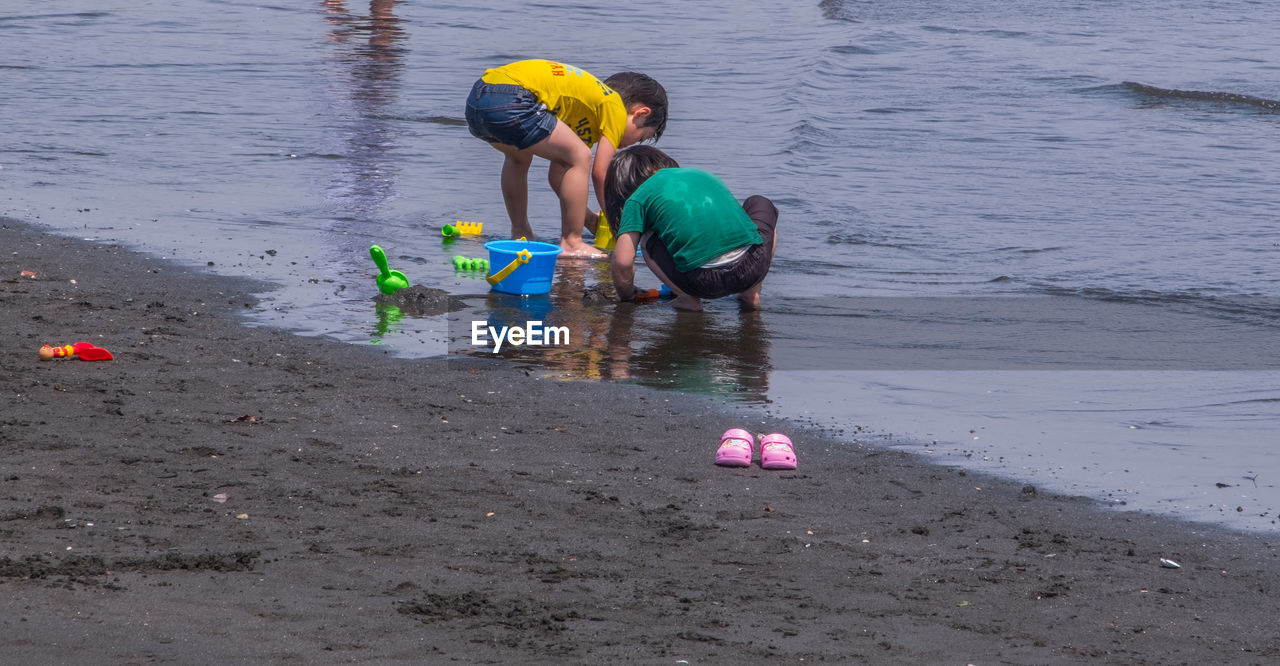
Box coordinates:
[486,248,533,286]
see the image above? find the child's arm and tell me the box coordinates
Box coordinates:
[592,137,617,214]
[611,231,640,301]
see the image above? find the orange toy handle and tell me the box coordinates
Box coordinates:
[633,289,661,303]
[39,344,75,360]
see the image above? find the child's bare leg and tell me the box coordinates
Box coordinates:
[547,163,601,233]
[736,281,763,310]
[527,122,604,259]
[641,243,702,312]
[496,147,535,239]
[736,225,778,310]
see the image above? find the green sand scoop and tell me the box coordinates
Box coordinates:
[370,244,410,295]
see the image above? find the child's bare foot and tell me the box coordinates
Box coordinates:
[670,294,703,311]
[736,282,763,310]
[510,224,535,240]
[558,240,607,260]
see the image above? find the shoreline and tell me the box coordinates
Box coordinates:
[3,219,1278,663]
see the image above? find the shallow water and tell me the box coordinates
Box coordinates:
[3,0,1278,531]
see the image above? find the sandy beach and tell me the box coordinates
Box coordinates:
[2,218,1278,664]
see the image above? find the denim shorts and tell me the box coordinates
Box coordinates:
[644,195,780,300]
[464,80,557,150]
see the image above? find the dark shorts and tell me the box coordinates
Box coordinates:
[644,195,779,300]
[464,80,558,150]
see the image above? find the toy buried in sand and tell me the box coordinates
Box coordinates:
[452,255,489,272]
[370,244,410,295]
[39,342,114,361]
[442,221,483,238]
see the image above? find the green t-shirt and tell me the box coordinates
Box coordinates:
[617,168,763,273]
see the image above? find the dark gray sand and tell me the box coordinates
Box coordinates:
[2,220,1278,663]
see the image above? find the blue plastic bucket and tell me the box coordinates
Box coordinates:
[484,240,563,295]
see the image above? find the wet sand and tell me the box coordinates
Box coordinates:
[2,219,1278,664]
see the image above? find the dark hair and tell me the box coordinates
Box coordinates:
[603,145,680,234]
[603,71,668,142]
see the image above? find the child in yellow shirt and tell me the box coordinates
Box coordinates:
[465,60,667,259]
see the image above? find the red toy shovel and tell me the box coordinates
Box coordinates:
[39,342,114,361]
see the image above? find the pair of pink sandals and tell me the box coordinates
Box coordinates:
[714,429,796,470]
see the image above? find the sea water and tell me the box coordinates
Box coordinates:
[3,0,1278,531]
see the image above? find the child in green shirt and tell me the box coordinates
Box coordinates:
[603,146,779,310]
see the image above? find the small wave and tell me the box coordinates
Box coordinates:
[787,119,843,150]
[1122,81,1280,112]
[818,0,857,22]
[825,232,907,250]
[1031,284,1280,327]
[829,44,875,55]
[417,115,467,126]
[917,25,1028,38]
[980,29,1029,39]
[0,12,110,24]
[992,246,1067,255]
[1203,397,1280,408]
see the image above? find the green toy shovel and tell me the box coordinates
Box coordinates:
[370,244,410,295]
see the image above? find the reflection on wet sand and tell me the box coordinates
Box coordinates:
[371,301,404,341]
[456,262,774,402]
[321,0,406,215]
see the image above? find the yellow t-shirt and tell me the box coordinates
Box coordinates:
[482,60,627,149]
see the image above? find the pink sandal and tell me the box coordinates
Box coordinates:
[760,433,797,470]
[715,428,754,467]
